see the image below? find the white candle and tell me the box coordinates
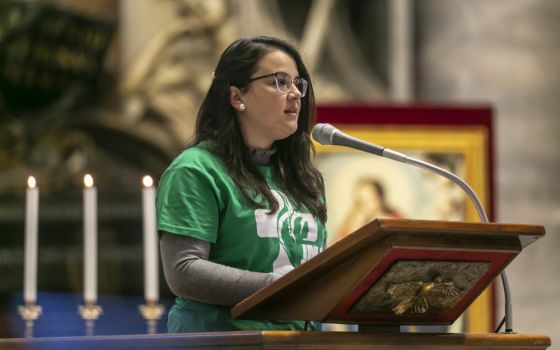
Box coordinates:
[83,174,97,304]
[24,176,39,304]
[142,175,158,302]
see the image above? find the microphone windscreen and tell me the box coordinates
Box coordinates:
[311,123,337,145]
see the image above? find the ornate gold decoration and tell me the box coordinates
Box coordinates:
[350,260,491,316]
[387,274,459,315]
[79,303,103,336]
[139,302,165,320]
[139,302,165,334]
[18,303,42,321]
[18,303,42,338]
[79,303,103,320]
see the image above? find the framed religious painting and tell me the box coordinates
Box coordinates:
[314,104,494,333]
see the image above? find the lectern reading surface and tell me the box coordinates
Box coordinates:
[232,219,544,325]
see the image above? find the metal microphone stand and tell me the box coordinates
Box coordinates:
[384,148,514,333]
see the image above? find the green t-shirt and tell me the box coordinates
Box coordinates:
[156,141,327,332]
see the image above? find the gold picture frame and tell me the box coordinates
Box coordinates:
[314,105,494,333]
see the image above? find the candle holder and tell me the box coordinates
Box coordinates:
[79,302,103,336]
[18,303,42,338]
[139,301,165,334]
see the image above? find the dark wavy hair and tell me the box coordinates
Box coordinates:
[193,36,326,223]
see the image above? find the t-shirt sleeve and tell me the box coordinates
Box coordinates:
[156,165,220,243]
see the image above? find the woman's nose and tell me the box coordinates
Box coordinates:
[287,83,302,98]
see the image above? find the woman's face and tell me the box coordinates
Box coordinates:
[231,50,303,150]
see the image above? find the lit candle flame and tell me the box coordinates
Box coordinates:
[84,174,94,188]
[27,176,37,189]
[142,175,154,188]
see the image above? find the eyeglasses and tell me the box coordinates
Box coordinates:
[247,72,308,97]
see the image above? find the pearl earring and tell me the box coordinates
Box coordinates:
[239,103,246,111]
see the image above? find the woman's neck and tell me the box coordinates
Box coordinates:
[249,148,276,166]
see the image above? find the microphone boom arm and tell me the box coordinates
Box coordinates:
[383,148,514,333]
[312,122,513,332]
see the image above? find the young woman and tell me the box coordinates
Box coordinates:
[156,36,327,332]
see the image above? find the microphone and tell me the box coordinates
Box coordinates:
[312,123,407,162]
[312,123,385,156]
[312,122,514,333]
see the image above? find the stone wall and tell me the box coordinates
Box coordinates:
[416,0,560,344]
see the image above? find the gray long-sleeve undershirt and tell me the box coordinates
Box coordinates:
[160,232,281,306]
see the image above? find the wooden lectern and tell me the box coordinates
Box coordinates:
[228,219,551,349]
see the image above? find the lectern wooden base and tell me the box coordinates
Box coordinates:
[0,331,551,350]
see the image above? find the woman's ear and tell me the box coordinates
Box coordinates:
[229,86,245,112]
